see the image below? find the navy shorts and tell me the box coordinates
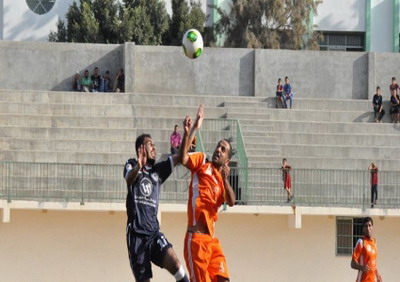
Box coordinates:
[126,224,173,281]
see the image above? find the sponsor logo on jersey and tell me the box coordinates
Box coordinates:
[151,172,159,183]
[139,178,153,197]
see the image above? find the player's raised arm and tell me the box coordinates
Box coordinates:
[180,104,204,166]
[125,145,146,187]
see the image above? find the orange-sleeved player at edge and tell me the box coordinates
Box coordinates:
[351,216,382,282]
[178,104,235,282]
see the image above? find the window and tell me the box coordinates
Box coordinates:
[336,217,363,255]
[26,0,56,15]
[319,32,365,52]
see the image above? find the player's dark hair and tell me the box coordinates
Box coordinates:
[135,134,151,154]
[363,216,373,226]
[223,138,233,159]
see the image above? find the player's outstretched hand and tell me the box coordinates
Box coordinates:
[183,115,192,134]
[137,145,147,169]
[193,104,204,130]
[221,164,230,180]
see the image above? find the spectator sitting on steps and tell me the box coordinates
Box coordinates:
[283,76,294,109]
[372,86,385,123]
[81,69,92,92]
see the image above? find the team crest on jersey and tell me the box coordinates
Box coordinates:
[219,261,225,273]
[139,178,153,197]
[151,172,159,183]
[213,186,219,194]
[366,244,371,252]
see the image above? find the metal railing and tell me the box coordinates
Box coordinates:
[1,162,399,208]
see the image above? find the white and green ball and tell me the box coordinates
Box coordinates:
[182,29,203,59]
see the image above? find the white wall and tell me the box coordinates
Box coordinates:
[1,210,399,282]
[2,0,213,42]
[314,0,366,32]
[371,0,393,53]
[3,0,73,41]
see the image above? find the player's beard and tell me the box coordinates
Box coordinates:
[147,158,155,166]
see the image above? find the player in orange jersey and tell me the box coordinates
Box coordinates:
[351,217,382,282]
[178,105,235,282]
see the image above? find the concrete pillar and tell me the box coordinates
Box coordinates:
[124,42,136,93]
[393,0,400,52]
[288,208,302,229]
[366,0,372,51]
[1,206,10,223]
[368,52,376,100]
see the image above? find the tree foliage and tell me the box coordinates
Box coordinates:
[212,0,322,50]
[48,0,206,46]
[169,0,206,45]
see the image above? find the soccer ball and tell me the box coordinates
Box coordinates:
[182,29,203,59]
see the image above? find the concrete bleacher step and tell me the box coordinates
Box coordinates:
[240,119,400,134]
[245,132,397,147]
[223,97,382,112]
[249,156,400,170]
[227,109,382,123]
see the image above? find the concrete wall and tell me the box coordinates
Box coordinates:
[372,52,400,99]
[314,0,366,32]
[130,45,254,96]
[1,40,398,99]
[0,210,399,281]
[255,49,369,99]
[0,41,122,92]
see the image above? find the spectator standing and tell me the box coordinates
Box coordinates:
[91,67,101,92]
[170,125,181,154]
[115,68,125,92]
[389,89,400,122]
[81,70,92,92]
[389,76,398,96]
[368,162,379,208]
[276,78,284,108]
[283,76,294,109]
[72,71,81,92]
[100,70,112,92]
[351,217,382,282]
[282,158,293,202]
[372,86,385,123]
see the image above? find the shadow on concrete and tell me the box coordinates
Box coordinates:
[352,53,368,99]
[51,46,123,91]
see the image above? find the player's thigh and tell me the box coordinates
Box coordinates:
[161,245,182,274]
[127,232,153,282]
[184,232,213,282]
[208,237,229,282]
[150,232,175,269]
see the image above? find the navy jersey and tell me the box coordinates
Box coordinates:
[124,157,173,235]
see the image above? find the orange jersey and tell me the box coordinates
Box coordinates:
[186,152,225,237]
[352,236,378,282]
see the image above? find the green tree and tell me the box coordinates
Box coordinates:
[122,0,169,45]
[48,18,67,42]
[169,0,206,45]
[212,0,322,50]
[92,0,120,43]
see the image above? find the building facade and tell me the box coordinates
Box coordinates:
[1,0,400,53]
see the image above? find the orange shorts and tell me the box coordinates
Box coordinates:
[184,232,229,282]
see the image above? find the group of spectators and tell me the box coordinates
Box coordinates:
[72,67,125,93]
[372,76,400,123]
[275,76,294,109]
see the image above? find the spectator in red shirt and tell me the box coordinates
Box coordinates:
[170,124,181,154]
[275,78,284,108]
[281,158,293,202]
[368,162,379,208]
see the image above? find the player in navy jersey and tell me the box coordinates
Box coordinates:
[124,114,195,282]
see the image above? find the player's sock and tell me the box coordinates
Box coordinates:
[174,265,189,282]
